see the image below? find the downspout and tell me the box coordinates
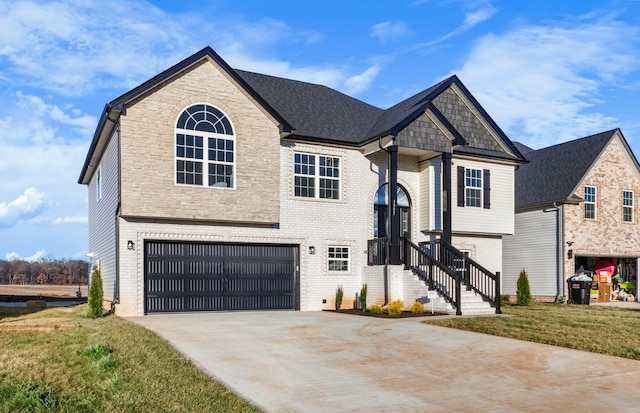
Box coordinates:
[553,202,563,302]
[106,111,121,311]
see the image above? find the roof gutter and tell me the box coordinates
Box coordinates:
[78,105,120,184]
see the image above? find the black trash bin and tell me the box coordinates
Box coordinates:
[567,279,592,304]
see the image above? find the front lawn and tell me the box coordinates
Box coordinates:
[425,303,640,360]
[0,305,262,413]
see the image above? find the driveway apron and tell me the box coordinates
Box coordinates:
[130,311,640,412]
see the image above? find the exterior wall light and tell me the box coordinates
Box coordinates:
[127,240,135,250]
[309,246,316,255]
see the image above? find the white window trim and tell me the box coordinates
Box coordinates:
[293,151,342,201]
[584,185,597,220]
[174,103,236,190]
[96,166,102,202]
[623,190,634,223]
[328,246,350,273]
[465,167,482,208]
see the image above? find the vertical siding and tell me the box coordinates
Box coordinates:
[452,159,514,235]
[503,209,558,296]
[87,128,119,302]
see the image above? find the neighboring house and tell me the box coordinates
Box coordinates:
[503,129,640,300]
[78,46,526,316]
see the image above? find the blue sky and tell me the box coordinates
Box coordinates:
[1,0,640,260]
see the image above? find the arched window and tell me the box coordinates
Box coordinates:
[373,184,411,239]
[175,104,235,188]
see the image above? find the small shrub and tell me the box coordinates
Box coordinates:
[516,269,532,306]
[387,300,404,317]
[335,285,344,310]
[87,267,104,318]
[369,304,383,314]
[359,283,368,311]
[556,295,566,304]
[410,301,424,314]
[500,294,511,306]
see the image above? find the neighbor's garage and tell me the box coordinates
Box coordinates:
[144,241,299,313]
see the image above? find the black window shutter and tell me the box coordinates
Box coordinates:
[483,169,491,209]
[457,166,465,207]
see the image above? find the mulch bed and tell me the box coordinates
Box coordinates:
[324,309,449,318]
[0,294,86,303]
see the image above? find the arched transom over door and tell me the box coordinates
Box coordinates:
[373,184,411,239]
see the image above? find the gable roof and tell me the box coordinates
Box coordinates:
[514,129,635,209]
[80,46,526,184]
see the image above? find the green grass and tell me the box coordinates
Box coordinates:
[425,302,640,360]
[0,305,262,413]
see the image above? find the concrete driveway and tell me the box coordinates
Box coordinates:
[131,311,640,412]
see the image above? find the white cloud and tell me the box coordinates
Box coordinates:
[461,6,496,31]
[370,21,411,44]
[0,188,48,228]
[0,1,192,96]
[455,17,640,148]
[51,216,88,225]
[345,64,383,95]
[5,249,48,262]
[410,5,496,49]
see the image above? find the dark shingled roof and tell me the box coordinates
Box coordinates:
[236,70,383,144]
[80,46,527,184]
[514,129,619,209]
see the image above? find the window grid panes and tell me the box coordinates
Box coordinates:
[584,186,596,219]
[175,104,234,188]
[294,152,341,200]
[623,190,633,222]
[465,168,482,207]
[328,246,349,272]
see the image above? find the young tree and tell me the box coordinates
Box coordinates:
[516,269,532,306]
[87,267,104,318]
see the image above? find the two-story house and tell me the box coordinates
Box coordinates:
[79,47,526,316]
[503,129,640,301]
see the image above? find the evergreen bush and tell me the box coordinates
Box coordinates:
[87,267,104,318]
[335,285,344,310]
[359,283,368,311]
[516,269,532,306]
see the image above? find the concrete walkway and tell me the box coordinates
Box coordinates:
[131,311,640,413]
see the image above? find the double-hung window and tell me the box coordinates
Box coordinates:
[623,190,634,222]
[584,185,596,219]
[465,168,482,207]
[293,152,340,200]
[457,166,490,208]
[328,246,350,272]
[175,104,235,188]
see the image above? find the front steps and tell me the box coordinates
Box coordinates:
[405,270,496,316]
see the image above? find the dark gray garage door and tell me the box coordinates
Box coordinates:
[144,241,298,313]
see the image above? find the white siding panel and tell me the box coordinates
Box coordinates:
[503,209,558,296]
[452,159,514,235]
[87,129,119,302]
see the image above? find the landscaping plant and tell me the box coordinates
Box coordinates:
[359,283,368,311]
[87,267,104,318]
[410,301,424,314]
[516,268,532,306]
[335,285,344,310]
[369,304,383,314]
[387,299,404,317]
